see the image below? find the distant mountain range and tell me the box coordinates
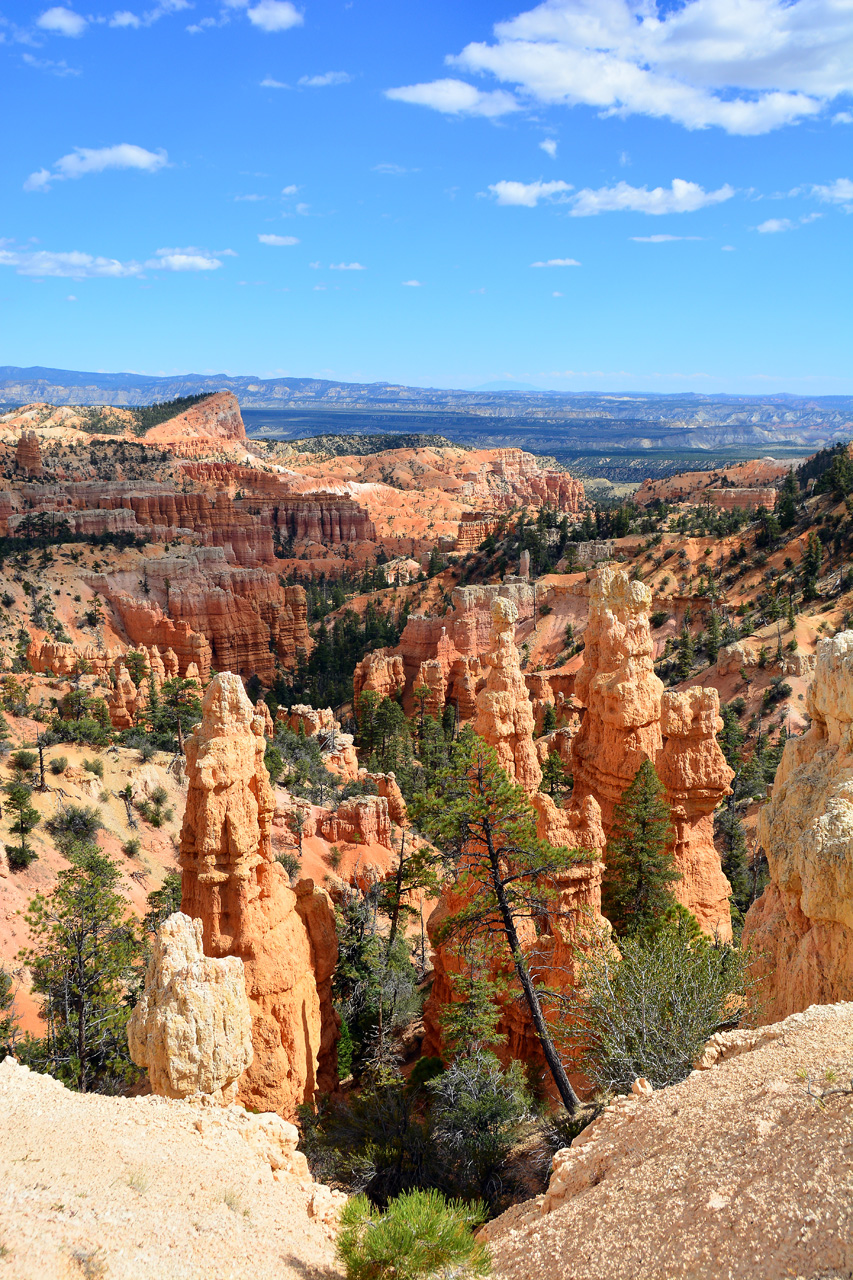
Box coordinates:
[1,365,850,461]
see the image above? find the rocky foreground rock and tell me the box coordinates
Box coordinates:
[0,1055,342,1280]
[482,1001,853,1280]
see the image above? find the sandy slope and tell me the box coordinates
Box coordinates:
[483,1002,853,1280]
[0,1057,342,1280]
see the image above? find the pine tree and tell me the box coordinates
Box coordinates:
[4,780,41,870]
[540,702,557,735]
[676,626,695,681]
[19,842,141,1093]
[413,728,587,1113]
[716,806,751,919]
[601,760,680,939]
[0,965,18,1051]
[777,469,798,530]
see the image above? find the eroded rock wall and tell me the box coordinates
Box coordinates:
[742,630,853,1019]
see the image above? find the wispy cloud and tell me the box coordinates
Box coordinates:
[37,7,86,37]
[110,0,191,29]
[385,78,519,118]
[373,163,409,175]
[757,212,822,232]
[631,234,703,242]
[570,180,734,217]
[812,177,853,209]
[402,279,422,286]
[299,71,350,87]
[0,247,141,278]
[530,257,580,266]
[235,193,267,201]
[21,52,80,75]
[258,233,299,245]
[260,76,289,88]
[145,247,229,270]
[539,139,557,158]
[329,262,365,270]
[24,143,168,192]
[489,180,572,207]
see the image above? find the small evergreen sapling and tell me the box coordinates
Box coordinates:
[336,1189,490,1280]
[601,760,680,939]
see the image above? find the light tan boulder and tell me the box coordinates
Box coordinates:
[128,912,253,1104]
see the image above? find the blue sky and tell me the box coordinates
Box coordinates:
[1,0,851,392]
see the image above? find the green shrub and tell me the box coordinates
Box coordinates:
[275,850,301,881]
[563,915,757,1094]
[10,750,37,775]
[649,611,669,629]
[46,805,103,850]
[336,1189,490,1280]
[122,838,141,859]
[6,842,38,871]
[83,758,104,780]
[48,756,68,776]
[135,785,173,828]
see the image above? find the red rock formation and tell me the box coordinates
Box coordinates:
[571,566,732,937]
[319,795,392,849]
[455,514,505,552]
[143,391,247,447]
[742,630,853,1020]
[179,672,339,1117]
[352,651,406,706]
[93,550,310,683]
[472,596,542,794]
[15,431,43,477]
[657,689,734,936]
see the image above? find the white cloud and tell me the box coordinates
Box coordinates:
[385,78,519,118]
[22,53,80,75]
[25,143,168,192]
[0,247,142,278]
[329,262,365,270]
[110,0,190,28]
[67,294,77,300]
[721,244,736,251]
[530,257,580,266]
[247,1,303,32]
[235,193,266,201]
[373,163,409,174]
[37,7,86,36]
[539,138,557,158]
[281,184,300,195]
[299,71,350,87]
[261,76,289,87]
[552,291,563,297]
[570,179,734,216]
[402,279,422,286]
[489,179,572,206]
[631,234,702,242]
[812,177,853,208]
[395,0,853,136]
[258,233,299,245]
[833,111,853,125]
[757,217,794,232]
[145,247,225,271]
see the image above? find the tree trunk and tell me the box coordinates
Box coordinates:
[485,824,581,1114]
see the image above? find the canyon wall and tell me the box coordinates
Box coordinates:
[742,630,853,1020]
[178,673,339,1119]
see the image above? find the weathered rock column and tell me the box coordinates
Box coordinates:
[179,672,339,1118]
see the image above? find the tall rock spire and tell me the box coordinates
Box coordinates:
[179,672,338,1118]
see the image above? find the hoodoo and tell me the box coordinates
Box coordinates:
[178,672,339,1119]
